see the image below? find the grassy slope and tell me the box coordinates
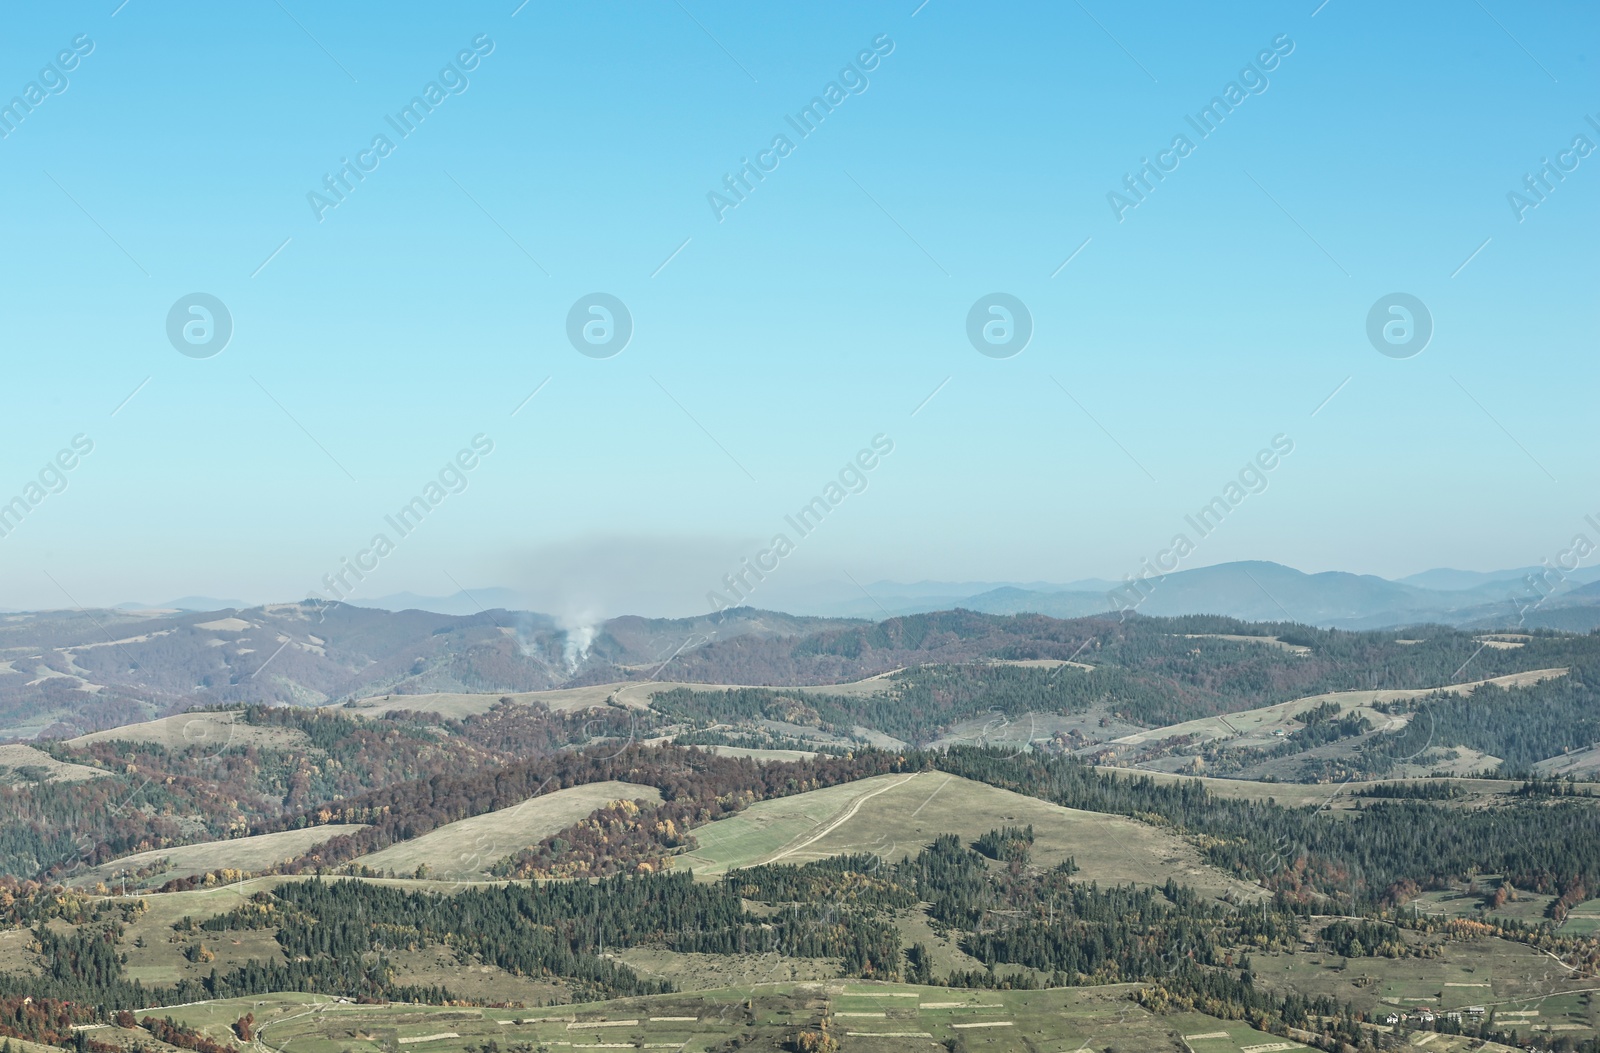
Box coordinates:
[1111,668,1571,749]
[0,743,107,783]
[675,770,1261,901]
[67,826,369,891]
[343,669,921,722]
[353,780,662,879]
[65,710,310,750]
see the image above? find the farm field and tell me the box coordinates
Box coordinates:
[1249,936,1597,1040]
[150,982,1301,1053]
[1561,908,1600,936]
[352,780,661,879]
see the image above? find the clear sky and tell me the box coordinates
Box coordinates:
[0,0,1595,617]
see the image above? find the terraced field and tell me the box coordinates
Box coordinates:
[151,983,1301,1053]
[1250,934,1597,1038]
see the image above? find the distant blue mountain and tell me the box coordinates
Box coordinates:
[356,587,533,617]
[788,560,1600,630]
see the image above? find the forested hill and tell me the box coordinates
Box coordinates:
[0,603,859,740]
[596,610,1584,694]
[645,612,1589,724]
[1,612,1596,886]
[3,599,1589,745]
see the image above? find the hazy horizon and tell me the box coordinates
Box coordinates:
[43,554,1600,627]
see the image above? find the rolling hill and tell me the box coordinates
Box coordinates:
[0,604,859,740]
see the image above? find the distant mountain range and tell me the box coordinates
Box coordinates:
[773,560,1600,631]
[0,601,863,741]
[112,560,1600,632]
[10,558,1598,742]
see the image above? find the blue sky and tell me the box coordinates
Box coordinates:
[0,0,1595,616]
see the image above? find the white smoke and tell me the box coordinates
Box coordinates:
[561,619,598,673]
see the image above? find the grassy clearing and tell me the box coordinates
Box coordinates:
[68,826,368,891]
[343,672,910,723]
[1113,689,1407,749]
[341,689,597,719]
[676,778,889,877]
[0,742,107,783]
[1535,743,1600,778]
[66,710,310,751]
[346,678,774,719]
[676,770,1260,901]
[789,669,906,699]
[930,707,1143,753]
[986,657,1097,670]
[1113,667,1571,751]
[354,781,661,879]
[1474,634,1530,650]
[1181,633,1312,654]
[689,745,820,762]
[1416,881,1559,925]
